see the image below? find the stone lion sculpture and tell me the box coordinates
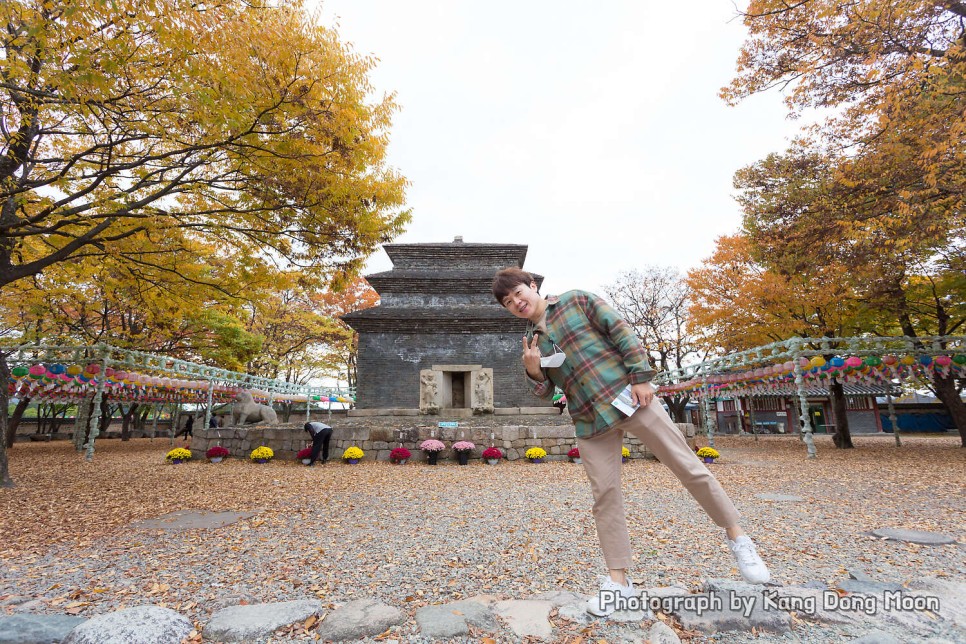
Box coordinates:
[231,391,278,426]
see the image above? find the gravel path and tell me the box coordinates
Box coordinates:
[1,434,963,642]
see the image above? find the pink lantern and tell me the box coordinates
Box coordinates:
[844,356,863,368]
[935,355,952,367]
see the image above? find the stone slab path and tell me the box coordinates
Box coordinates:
[3,575,964,643]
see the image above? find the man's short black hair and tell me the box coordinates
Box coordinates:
[492,267,535,305]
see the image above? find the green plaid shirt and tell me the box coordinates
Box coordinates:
[524,290,655,439]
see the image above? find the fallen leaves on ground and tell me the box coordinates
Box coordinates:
[0,435,963,643]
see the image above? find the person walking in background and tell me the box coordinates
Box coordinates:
[303,421,333,466]
[492,267,770,617]
[176,414,194,440]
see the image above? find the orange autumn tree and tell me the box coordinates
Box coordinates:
[315,277,380,391]
[687,234,875,445]
[724,1,966,445]
[735,140,966,444]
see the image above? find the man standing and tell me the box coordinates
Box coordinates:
[303,421,333,466]
[492,267,770,617]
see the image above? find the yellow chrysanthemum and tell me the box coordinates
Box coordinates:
[250,446,274,461]
[525,447,547,460]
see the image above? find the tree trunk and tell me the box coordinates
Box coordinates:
[666,396,690,423]
[6,396,30,447]
[99,399,112,434]
[120,403,139,441]
[135,406,151,433]
[829,378,854,449]
[0,355,14,487]
[49,404,67,435]
[37,404,49,435]
[932,372,966,447]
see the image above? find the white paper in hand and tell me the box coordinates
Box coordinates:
[611,385,640,416]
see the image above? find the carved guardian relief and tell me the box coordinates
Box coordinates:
[471,368,494,414]
[419,369,441,414]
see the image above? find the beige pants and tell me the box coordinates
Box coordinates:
[576,402,741,570]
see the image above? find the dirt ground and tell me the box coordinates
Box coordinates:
[0,433,963,642]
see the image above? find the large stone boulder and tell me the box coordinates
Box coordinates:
[205,600,322,643]
[0,614,87,644]
[316,599,405,642]
[61,606,191,644]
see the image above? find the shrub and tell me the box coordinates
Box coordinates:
[166,448,192,462]
[419,439,445,452]
[696,447,720,460]
[390,447,411,462]
[342,446,365,461]
[250,446,274,461]
[567,447,580,459]
[297,447,313,460]
[481,447,503,460]
[206,446,229,459]
[452,441,475,453]
[525,447,547,460]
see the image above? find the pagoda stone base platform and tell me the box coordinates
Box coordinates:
[190,414,698,464]
[346,407,560,418]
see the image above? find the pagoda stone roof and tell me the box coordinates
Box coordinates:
[384,242,527,269]
[366,269,544,295]
[341,306,527,333]
[343,238,540,333]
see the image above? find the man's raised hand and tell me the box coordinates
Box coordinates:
[522,334,545,381]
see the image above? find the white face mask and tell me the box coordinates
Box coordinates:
[540,343,566,369]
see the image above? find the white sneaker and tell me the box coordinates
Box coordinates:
[586,577,637,617]
[728,535,771,584]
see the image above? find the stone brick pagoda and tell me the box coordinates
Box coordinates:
[341,237,554,415]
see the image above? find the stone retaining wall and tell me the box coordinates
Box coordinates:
[190,415,698,463]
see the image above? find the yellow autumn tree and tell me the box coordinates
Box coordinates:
[0,0,410,485]
[0,225,264,367]
[0,0,409,290]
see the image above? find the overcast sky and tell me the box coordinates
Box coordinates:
[306,0,801,295]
